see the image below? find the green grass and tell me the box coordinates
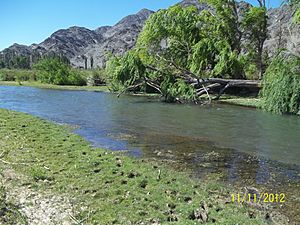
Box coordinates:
[0,109,269,224]
[218,96,262,108]
[0,81,109,92]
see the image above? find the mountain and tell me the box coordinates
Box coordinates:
[0,1,298,68]
[265,4,300,57]
[0,9,154,69]
[71,8,154,68]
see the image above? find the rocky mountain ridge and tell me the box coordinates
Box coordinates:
[0,0,298,68]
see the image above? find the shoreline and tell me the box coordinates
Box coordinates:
[0,81,261,109]
[0,81,109,92]
[0,108,277,224]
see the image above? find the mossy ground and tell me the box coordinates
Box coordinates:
[0,109,270,224]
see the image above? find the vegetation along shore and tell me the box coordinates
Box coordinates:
[0,108,289,224]
[0,0,300,224]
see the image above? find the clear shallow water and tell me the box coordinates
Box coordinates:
[1,86,299,165]
[1,85,299,222]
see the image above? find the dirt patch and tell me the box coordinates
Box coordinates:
[2,168,76,225]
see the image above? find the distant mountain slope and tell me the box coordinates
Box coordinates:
[71,8,154,68]
[0,1,298,68]
[0,9,154,69]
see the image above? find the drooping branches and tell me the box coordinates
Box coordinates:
[106,1,267,103]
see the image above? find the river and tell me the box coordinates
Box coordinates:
[0,87,299,183]
[1,85,300,221]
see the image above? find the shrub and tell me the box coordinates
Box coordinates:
[68,69,87,86]
[0,69,15,81]
[260,55,300,115]
[80,69,107,86]
[34,58,86,86]
[0,69,37,81]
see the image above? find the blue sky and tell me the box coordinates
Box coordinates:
[0,0,281,51]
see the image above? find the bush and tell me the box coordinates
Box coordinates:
[80,69,107,86]
[260,55,300,115]
[34,58,86,86]
[0,69,37,81]
[68,69,87,86]
[0,69,15,81]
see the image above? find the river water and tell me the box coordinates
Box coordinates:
[0,85,299,221]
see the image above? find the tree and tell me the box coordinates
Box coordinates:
[107,1,262,102]
[242,0,268,80]
[34,57,86,86]
[12,56,31,69]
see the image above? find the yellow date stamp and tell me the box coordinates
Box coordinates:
[231,193,285,203]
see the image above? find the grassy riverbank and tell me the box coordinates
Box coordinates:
[218,96,261,108]
[0,109,272,224]
[0,81,109,92]
[0,81,261,109]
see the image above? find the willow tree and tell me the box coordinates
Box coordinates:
[107,1,262,102]
[106,50,146,92]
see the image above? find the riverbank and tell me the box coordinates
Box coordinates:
[217,96,261,108]
[0,81,262,109]
[0,108,274,224]
[0,81,109,92]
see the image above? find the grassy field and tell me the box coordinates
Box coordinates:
[0,109,272,224]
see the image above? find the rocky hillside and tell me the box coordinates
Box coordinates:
[0,1,298,68]
[72,8,153,68]
[0,9,154,69]
[266,4,300,57]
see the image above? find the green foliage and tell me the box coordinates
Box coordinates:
[212,45,244,78]
[200,0,242,52]
[81,69,107,86]
[295,8,300,22]
[107,1,269,101]
[137,1,248,80]
[34,57,86,86]
[260,55,300,114]
[10,56,31,69]
[242,5,268,78]
[294,3,300,22]
[0,55,30,69]
[0,69,37,81]
[161,76,196,102]
[244,63,260,80]
[106,50,146,91]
